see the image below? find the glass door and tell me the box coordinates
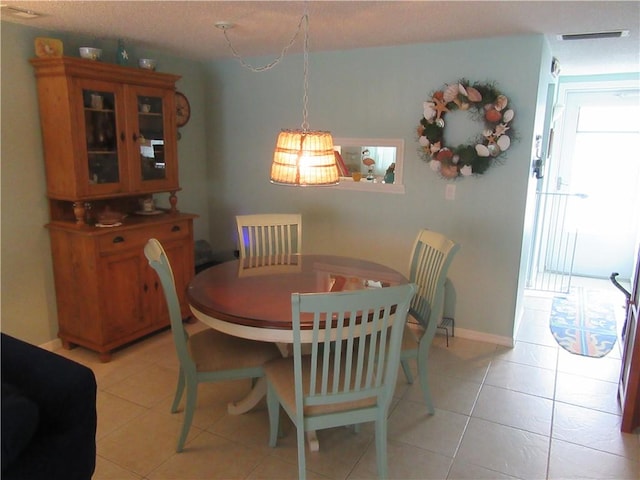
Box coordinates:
[83,88,121,188]
[128,86,178,192]
[554,88,640,279]
[70,79,128,197]
[137,94,166,181]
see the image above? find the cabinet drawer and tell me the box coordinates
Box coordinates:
[98,220,190,253]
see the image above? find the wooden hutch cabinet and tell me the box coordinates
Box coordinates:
[31,57,196,361]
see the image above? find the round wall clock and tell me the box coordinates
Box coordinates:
[175,91,191,127]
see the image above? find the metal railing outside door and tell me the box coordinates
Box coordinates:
[527,191,587,293]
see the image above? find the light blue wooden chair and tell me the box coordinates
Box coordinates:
[264,283,417,479]
[144,238,281,452]
[399,229,460,414]
[235,213,302,261]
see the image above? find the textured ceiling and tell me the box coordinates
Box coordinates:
[2,1,639,75]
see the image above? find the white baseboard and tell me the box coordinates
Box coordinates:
[453,327,514,348]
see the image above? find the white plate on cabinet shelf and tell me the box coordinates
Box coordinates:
[95,222,122,228]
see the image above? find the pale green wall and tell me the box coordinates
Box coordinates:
[514,37,557,337]
[1,22,56,345]
[1,19,548,346]
[1,22,209,344]
[204,36,546,343]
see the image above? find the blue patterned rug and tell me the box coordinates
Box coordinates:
[549,287,618,358]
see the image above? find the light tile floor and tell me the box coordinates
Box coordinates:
[56,278,640,479]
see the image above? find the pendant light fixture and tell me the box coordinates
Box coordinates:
[217,8,338,186]
[270,13,338,186]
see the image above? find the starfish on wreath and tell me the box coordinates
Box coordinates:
[432,91,449,120]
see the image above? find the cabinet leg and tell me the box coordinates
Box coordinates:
[60,339,76,350]
[98,351,113,363]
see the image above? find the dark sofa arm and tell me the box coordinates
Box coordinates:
[1,333,97,480]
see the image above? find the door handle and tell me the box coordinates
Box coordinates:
[533,158,543,179]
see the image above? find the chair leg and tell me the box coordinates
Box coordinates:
[177,377,197,452]
[296,425,307,480]
[266,382,281,447]
[374,417,389,479]
[400,356,414,384]
[171,368,185,414]
[417,339,435,415]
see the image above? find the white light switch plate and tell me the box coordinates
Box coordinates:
[445,184,456,200]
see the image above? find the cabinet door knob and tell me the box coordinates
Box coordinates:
[112,236,124,243]
[171,225,181,232]
[132,133,138,142]
[143,283,148,292]
[120,131,125,142]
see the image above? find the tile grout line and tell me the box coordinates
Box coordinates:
[545,332,561,479]
[448,346,493,463]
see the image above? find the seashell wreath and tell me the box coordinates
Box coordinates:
[417,80,515,179]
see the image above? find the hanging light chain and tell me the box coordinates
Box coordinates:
[301,13,310,132]
[221,14,306,73]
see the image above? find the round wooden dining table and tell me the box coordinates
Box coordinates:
[187,253,408,343]
[186,253,408,450]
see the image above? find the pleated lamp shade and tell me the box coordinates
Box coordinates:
[270,129,339,186]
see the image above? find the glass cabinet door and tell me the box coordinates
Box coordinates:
[83,88,120,186]
[129,85,178,192]
[137,94,167,182]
